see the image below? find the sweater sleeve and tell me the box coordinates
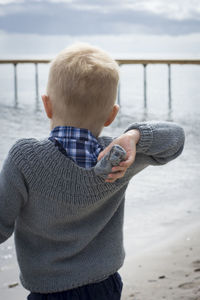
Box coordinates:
[0,152,28,244]
[121,121,185,180]
[125,121,185,164]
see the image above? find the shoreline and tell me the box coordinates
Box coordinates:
[120,221,200,300]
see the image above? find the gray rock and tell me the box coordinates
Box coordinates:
[94,145,126,178]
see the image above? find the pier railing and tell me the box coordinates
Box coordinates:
[0,59,200,113]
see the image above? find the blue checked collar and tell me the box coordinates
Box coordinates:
[49,126,103,169]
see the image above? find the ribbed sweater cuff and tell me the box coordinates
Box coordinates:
[124,123,153,153]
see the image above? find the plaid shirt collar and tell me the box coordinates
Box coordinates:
[49,126,103,169]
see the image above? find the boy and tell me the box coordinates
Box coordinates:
[0,43,185,300]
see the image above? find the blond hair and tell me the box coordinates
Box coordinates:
[47,42,119,135]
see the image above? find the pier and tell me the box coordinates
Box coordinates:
[0,58,200,115]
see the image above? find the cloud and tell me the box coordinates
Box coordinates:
[0,0,200,35]
[122,0,200,20]
[0,0,23,4]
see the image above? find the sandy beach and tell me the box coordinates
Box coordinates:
[0,222,199,300]
[120,222,200,300]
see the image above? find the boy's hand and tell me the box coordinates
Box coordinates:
[97,129,140,182]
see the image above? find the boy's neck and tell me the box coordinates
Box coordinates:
[50,120,102,137]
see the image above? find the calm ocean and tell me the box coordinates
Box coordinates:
[0,33,200,284]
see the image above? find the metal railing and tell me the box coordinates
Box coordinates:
[117,59,200,113]
[0,59,200,114]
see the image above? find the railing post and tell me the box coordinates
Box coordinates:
[168,64,172,113]
[35,63,39,108]
[143,64,147,110]
[14,63,18,107]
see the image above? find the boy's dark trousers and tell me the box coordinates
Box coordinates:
[27,272,123,300]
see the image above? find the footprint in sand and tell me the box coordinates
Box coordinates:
[192,260,200,273]
[178,261,200,291]
[192,260,200,268]
[178,282,199,289]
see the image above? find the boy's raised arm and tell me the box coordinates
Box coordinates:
[98,121,185,183]
[125,121,185,164]
[0,154,28,244]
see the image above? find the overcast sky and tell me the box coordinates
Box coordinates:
[0,0,200,36]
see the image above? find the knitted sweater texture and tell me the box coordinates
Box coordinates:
[0,121,185,293]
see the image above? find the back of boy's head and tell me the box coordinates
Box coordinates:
[47,42,119,135]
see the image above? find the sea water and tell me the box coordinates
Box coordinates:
[0,33,200,284]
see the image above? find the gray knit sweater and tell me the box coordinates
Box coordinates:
[0,121,185,293]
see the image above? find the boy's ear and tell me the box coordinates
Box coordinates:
[42,94,53,119]
[104,104,119,127]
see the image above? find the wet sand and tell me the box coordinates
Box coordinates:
[120,222,200,300]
